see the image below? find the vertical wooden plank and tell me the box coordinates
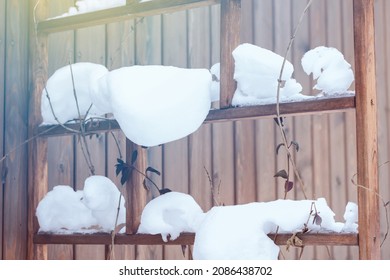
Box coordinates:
[378,0,390,260]
[209,4,235,207]
[28,0,49,260]
[187,7,212,211]
[134,14,163,260]
[3,0,29,260]
[234,1,256,205]
[73,25,106,260]
[220,0,241,108]
[106,19,136,260]
[161,10,189,260]
[253,0,277,204]
[341,0,358,260]
[0,0,6,260]
[353,0,380,260]
[45,0,75,260]
[326,0,349,260]
[307,0,332,260]
[290,0,315,260]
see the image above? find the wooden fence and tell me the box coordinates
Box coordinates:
[1,0,390,259]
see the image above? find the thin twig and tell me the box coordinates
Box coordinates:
[110,131,123,160]
[68,63,96,175]
[351,172,390,247]
[275,0,314,200]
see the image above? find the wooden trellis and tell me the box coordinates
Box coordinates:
[28,0,380,259]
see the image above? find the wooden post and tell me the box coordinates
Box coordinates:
[125,140,148,234]
[219,0,241,108]
[28,0,49,260]
[353,0,380,260]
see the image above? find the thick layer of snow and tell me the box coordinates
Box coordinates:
[137,192,205,242]
[36,176,125,233]
[52,0,126,18]
[82,175,125,232]
[301,46,354,94]
[41,63,108,124]
[342,202,358,232]
[36,185,97,232]
[100,65,211,147]
[193,198,354,260]
[231,43,304,106]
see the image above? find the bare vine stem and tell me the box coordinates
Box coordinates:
[68,63,96,175]
[275,0,314,200]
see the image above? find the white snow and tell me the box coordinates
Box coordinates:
[82,175,126,232]
[231,43,305,106]
[193,198,353,260]
[137,191,205,242]
[210,63,220,102]
[52,0,126,18]
[342,202,358,232]
[301,46,354,95]
[36,176,125,233]
[36,185,97,232]
[99,65,211,147]
[41,62,109,124]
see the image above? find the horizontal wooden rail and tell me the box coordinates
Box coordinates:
[37,95,355,137]
[34,232,358,246]
[38,0,220,34]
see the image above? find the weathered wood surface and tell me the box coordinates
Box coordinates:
[44,0,76,261]
[0,0,6,260]
[37,96,356,137]
[28,21,49,258]
[219,0,240,108]
[38,0,220,34]
[1,0,389,260]
[3,0,29,260]
[353,0,380,260]
[34,232,359,247]
[374,0,390,259]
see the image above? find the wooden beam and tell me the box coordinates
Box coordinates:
[125,140,148,234]
[353,0,380,260]
[37,0,220,34]
[33,232,358,246]
[28,0,49,260]
[37,95,356,137]
[219,0,241,108]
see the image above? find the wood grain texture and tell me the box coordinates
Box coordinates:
[4,0,29,260]
[220,0,240,108]
[106,19,136,260]
[73,24,107,260]
[0,0,6,260]
[34,232,359,246]
[161,10,190,260]
[353,0,381,260]
[37,96,356,137]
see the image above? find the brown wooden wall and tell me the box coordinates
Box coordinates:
[1,0,390,259]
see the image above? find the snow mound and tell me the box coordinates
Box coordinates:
[137,192,205,242]
[105,65,212,147]
[231,43,304,106]
[41,62,108,124]
[36,176,125,233]
[342,202,358,232]
[301,46,354,94]
[193,198,345,260]
[36,185,97,232]
[82,175,125,232]
[53,0,126,18]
